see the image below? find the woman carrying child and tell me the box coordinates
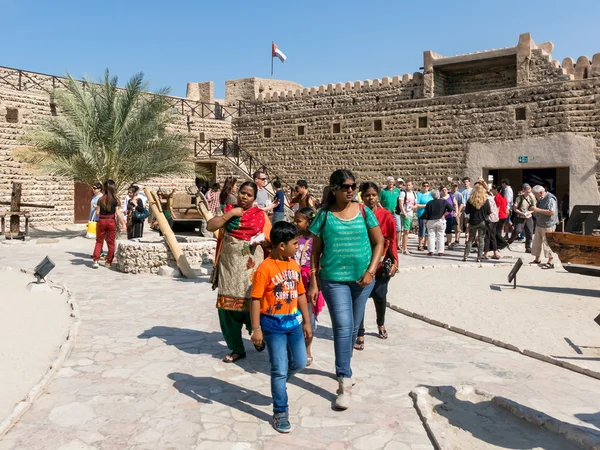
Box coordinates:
[293,208,325,366]
[207,181,272,363]
[250,222,313,433]
[354,182,398,350]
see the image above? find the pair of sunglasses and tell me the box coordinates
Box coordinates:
[338,183,357,192]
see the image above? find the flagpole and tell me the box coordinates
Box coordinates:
[271,41,274,78]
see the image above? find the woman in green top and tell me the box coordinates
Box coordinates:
[308,169,384,410]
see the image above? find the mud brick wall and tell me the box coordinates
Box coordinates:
[528,50,572,85]
[434,63,517,96]
[234,77,600,195]
[0,84,232,227]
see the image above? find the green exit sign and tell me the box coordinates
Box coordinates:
[518,156,529,163]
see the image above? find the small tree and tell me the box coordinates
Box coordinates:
[16,69,201,192]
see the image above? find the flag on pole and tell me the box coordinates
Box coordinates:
[272,42,287,63]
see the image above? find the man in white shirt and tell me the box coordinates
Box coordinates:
[398,181,417,254]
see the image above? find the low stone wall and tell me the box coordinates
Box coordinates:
[117,237,216,274]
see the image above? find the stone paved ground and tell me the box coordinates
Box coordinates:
[1,236,600,449]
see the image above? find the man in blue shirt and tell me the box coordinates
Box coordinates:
[415,182,433,251]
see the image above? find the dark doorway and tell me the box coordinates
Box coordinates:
[485,167,568,203]
[74,182,93,223]
[523,168,557,195]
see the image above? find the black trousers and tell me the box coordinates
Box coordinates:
[358,292,387,337]
[484,221,498,252]
[508,217,534,249]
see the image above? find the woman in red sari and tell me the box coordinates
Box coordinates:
[355,182,399,350]
[207,181,272,363]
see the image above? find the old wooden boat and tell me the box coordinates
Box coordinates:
[547,232,600,276]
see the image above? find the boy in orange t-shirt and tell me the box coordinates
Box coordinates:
[251,222,312,433]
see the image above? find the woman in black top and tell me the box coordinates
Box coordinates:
[92,180,126,268]
[126,185,146,239]
[463,184,491,262]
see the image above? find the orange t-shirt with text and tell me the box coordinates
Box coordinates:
[251,257,306,316]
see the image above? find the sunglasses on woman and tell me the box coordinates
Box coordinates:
[338,183,357,192]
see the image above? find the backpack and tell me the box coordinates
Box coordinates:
[395,190,410,215]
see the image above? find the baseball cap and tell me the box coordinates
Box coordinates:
[396,178,405,183]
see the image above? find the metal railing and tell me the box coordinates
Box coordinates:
[0,65,256,120]
[195,138,295,210]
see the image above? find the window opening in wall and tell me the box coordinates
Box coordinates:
[297,125,305,136]
[332,123,341,134]
[515,107,526,121]
[417,116,428,128]
[373,119,383,131]
[6,107,18,123]
[263,127,272,138]
[375,96,380,103]
[352,98,357,105]
[410,90,415,99]
[331,99,335,107]
[199,132,206,142]
[313,102,317,108]
[584,68,589,79]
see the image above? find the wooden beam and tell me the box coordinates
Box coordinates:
[0,201,54,209]
[547,232,600,267]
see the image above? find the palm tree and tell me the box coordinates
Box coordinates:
[16,69,202,192]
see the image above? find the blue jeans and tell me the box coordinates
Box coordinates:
[262,320,307,413]
[418,217,428,238]
[319,279,375,378]
[272,211,286,224]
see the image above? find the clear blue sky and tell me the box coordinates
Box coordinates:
[3,0,600,99]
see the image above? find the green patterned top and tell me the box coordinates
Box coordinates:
[309,205,379,282]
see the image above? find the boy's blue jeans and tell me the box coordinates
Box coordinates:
[319,279,375,379]
[261,319,307,414]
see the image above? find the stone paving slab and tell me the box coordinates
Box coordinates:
[1,237,600,449]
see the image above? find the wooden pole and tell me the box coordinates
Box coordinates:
[144,187,196,279]
[10,183,22,235]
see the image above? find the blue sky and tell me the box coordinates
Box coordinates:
[2,0,600,99]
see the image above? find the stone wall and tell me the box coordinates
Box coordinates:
[434,62,517,96]
[528,50,571,85]
[234,77,600,196]
[225,77,304,106]
[0,71,233,226]
[117,237,216,274]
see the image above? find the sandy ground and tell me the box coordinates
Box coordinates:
[388,264,600,373]
[0,269,71,421]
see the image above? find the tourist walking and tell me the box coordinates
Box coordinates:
[462,184,490,262]
[272,179,286,223]
[529,185,558,269]
[126,185,147,239]
[250,222,312,433]
[293,208,325,366]
[379,176,401,247]
[424,189,452,256]
[507,183,536,253]
[494,185,509,250]
[89,182,103,222]
[219,176,238,211]
[253,170,279,213]
[205,183,221,217]
[459,177,473,241]
[92,180,125,269]
[440,186,458,248]
[398,180,416,254]
[483,185,501,260]
[308,169,384,410]
[290,179,316,210]
[501,178,514,236]
[355,182,398,351]
[416,182,433,251]
[449,182,464,248]
[207,181,272,363]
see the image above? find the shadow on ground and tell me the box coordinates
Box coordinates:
[417,385,598,449]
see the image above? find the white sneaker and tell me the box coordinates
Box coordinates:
[92,261,99,269]
[335,377,352,410]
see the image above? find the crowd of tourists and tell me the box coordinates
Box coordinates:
[87,168,560,433]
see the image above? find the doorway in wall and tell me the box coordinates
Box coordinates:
[74,182,93,223]
[486,167,569,202]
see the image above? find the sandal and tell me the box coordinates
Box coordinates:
[476,258,482,263]
[354,337,365,351]
[529,260,542,265]
[378,327,388,339]
[541,263,555,270]
[491,255,501,260]
[306,356,313,366]
[462,257,467,262]
[223,352,246,363]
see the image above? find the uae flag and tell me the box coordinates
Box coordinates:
[272,42,287,62]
